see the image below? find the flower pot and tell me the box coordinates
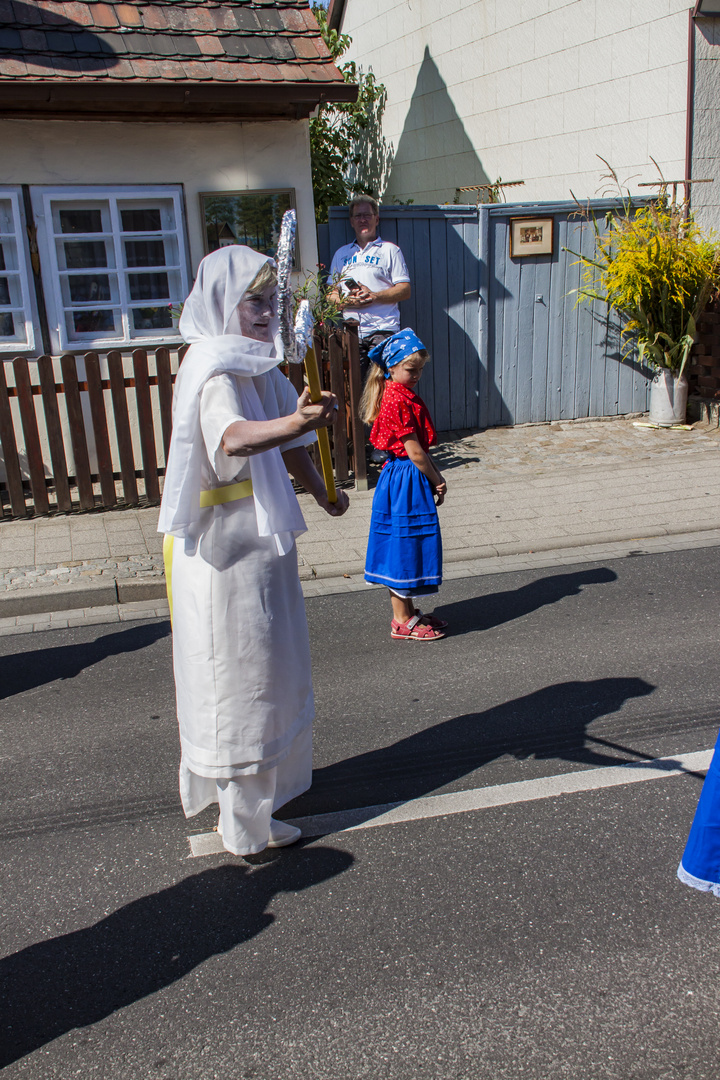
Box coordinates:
[648,369,688,426]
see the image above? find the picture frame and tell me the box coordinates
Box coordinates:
[509,217,554,258]
[199,188,298,268]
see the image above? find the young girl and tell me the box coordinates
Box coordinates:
[360,328,448,641]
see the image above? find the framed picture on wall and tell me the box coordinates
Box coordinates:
[199,188,298,268]
[509,217,554,258]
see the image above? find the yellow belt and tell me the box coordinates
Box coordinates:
[199,479,253,508]
[163,480,254,626]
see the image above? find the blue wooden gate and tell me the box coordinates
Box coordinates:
[323,200,650,431]
[326,205,481,431]
[482,199,650,426]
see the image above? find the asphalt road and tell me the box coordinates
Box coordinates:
[1,546,720,1079]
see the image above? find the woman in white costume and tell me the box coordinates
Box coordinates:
[158,245,348,856]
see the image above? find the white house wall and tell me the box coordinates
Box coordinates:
[339,0,689,206]
[0,118,315,489]
[0,117,317,277]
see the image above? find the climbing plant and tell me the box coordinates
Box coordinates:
[310,6,391,223]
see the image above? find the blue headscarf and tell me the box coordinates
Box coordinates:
[367,328,427,379]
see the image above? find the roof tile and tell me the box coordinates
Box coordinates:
[195,35,225,57]
[209,58,249,82]
[137,6,168,31]
[52,53,81,74]
[280,8,307,33]
[178,58,214,80]
[209,6,243,31]
[20,27,46,49]
[0,55,28,76]
[125,55,158,78]
[45,29,77,52]
[24,54,58,75]
[253,60,283,82]
[104,55,139,78]
[39,2,71,19]
[219,36,250,59]
[266,36,294,61]
[91,4,119,28]
[0,28,23,50]
[229,7,262,31]
[114,3,142,27]
[256,9,283,32]
[116,31,153,54]
[76,51,109,73]
[61,2,93,26]
[170,35,202,57]
[9,0,43,23]
[162,5,196,32]
[292,37,320,61]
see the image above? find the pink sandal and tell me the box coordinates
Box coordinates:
[391,615,445,641]
[414,608,448,630]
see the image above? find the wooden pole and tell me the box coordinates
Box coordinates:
[303,340,337,503]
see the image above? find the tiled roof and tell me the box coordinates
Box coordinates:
[0,0,349,87]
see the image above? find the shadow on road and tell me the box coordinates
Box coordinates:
[0,620,171,700]
[431,567,618,637]
[291,677,657,815]
[0,848,353,1068]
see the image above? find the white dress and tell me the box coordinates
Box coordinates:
[168,367,315,855]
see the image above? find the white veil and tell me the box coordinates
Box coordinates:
[157,245,306,554]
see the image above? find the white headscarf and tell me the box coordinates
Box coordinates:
[158,245,306,555]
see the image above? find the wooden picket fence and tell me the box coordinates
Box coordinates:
[0,325,366,519]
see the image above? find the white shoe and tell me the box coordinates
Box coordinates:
[267,817,301,848]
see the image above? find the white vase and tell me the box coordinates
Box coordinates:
[648,369,688,426]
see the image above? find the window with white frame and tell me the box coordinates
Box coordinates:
[33,186,189,351]
[0,188,35,353]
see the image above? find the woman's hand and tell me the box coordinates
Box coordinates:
[294,388,338,433]
[316,488,350,516]
[434,477,447,506]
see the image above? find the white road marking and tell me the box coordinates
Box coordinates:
[187,748,713,857]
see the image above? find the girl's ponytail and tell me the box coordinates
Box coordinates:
[359,362,386,424]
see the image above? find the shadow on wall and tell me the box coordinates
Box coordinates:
[384,46,489,205]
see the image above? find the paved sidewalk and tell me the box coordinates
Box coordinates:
[1,415,719,630]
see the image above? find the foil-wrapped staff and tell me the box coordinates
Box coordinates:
[276,209,299,365]
[277,209,337,503]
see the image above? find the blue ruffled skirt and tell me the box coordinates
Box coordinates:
[364,457,442,594]
[678,728,720,897]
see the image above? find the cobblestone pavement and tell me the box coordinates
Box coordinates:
[1,415,719,603]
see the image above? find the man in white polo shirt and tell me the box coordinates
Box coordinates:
[329,195,411,384]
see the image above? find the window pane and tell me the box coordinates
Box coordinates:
[125,240,166,268]
[59,209,103,234]
[64,241,108,269]
[128,272,169,302]
[68,274,111,303]
[0,278,9,305]
[132,306,172,331]
[0,312,14,336]
[72,309,115,334]
[121,208,162,232]
[0,244,5,271]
